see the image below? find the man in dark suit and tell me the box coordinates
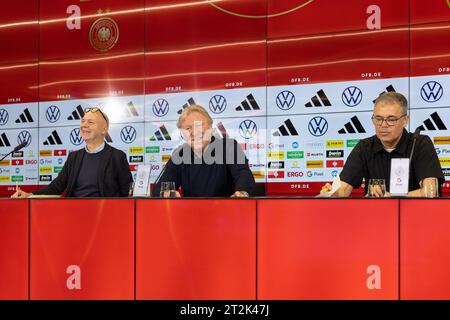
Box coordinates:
[11,108,132,198]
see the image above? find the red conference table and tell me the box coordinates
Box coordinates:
[1,198,450,300]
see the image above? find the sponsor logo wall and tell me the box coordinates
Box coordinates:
[0,0,449,194]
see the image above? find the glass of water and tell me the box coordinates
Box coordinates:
[160,181,176,198]
[367,179,386,198]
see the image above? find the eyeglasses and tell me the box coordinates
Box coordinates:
[371,114,406,126]
[84,107,109,125]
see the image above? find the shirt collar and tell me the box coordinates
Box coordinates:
[85,142,105,154]
[373,129,410,156]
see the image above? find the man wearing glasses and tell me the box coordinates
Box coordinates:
[11,107,132,198]
[323,92,444,197]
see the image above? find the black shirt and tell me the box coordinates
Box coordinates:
[340,129,444,193]
[152,137,255,197]
[72,149,105,197]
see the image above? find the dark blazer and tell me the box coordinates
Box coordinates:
[33,143,133,197]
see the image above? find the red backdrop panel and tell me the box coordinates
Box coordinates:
[0,200,28,300]
[39,53,144,101]
[136,199,256,300]
[30,199,134,300]
[0,0,38,64]
[410,21,450,77]
[268,26,409,86]
[258,199,398,299]
[267,0,408,39]
[39,0,145,60]
[400,199,450,299]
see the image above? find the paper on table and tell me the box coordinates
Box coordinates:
[315,176,341,198]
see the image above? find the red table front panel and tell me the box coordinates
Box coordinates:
[136,199,256,300]
[400,199,450,299]
[258,199,399,299]
[0,199,29,300]
[30,199,134,300]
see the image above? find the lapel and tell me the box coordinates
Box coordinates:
[97,144,113,196]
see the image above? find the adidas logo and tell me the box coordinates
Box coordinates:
[123,101,139,117]
[373,85,396,103]
[235,94,261,111]
[305,90,331,108]
[43,130,63,145]
[338,116,366,134]
[0,132,11,147]
[417,112,447,131]
[216,122,229,138]
[15,108,34,123]
[149,125,171,141]
[67,105,85,120]
[273,119,299,136]
[177,98,196,114]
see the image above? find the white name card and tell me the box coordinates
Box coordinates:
[133,164,151,197]
[389,158,410,196]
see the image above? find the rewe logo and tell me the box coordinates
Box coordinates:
[239,120,258,139]
[342,86,363,107]
[0,109,9,125]
[152,99,169,117]
[308,116,328,137]
[421,81,443,103]
[276,91,295,110]
[209,95,227,114]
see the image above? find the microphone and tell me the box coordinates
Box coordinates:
[409,127,421,161]
[408,127,421,191]
[0,141,28,162]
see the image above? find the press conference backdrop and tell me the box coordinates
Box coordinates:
[0,0,449,196]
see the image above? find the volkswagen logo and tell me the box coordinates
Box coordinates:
[239,120,258,139]
[152,98,169,117]
[421,81,443,102]
[120,126,137,144]
[308,116,328,137]
[342,86,363,107]
[70,128,83,145]
[45,105,61,123]
[276,91,295,110]
[0,109,9,126]
[17,130,32,147]
[209,95,227,114]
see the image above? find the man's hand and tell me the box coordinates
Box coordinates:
[231,191,249,198]
[320,183,332,194]
[11,187,31,198]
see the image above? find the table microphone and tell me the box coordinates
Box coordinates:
[408,127,421,191]
[0,141,27,162]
